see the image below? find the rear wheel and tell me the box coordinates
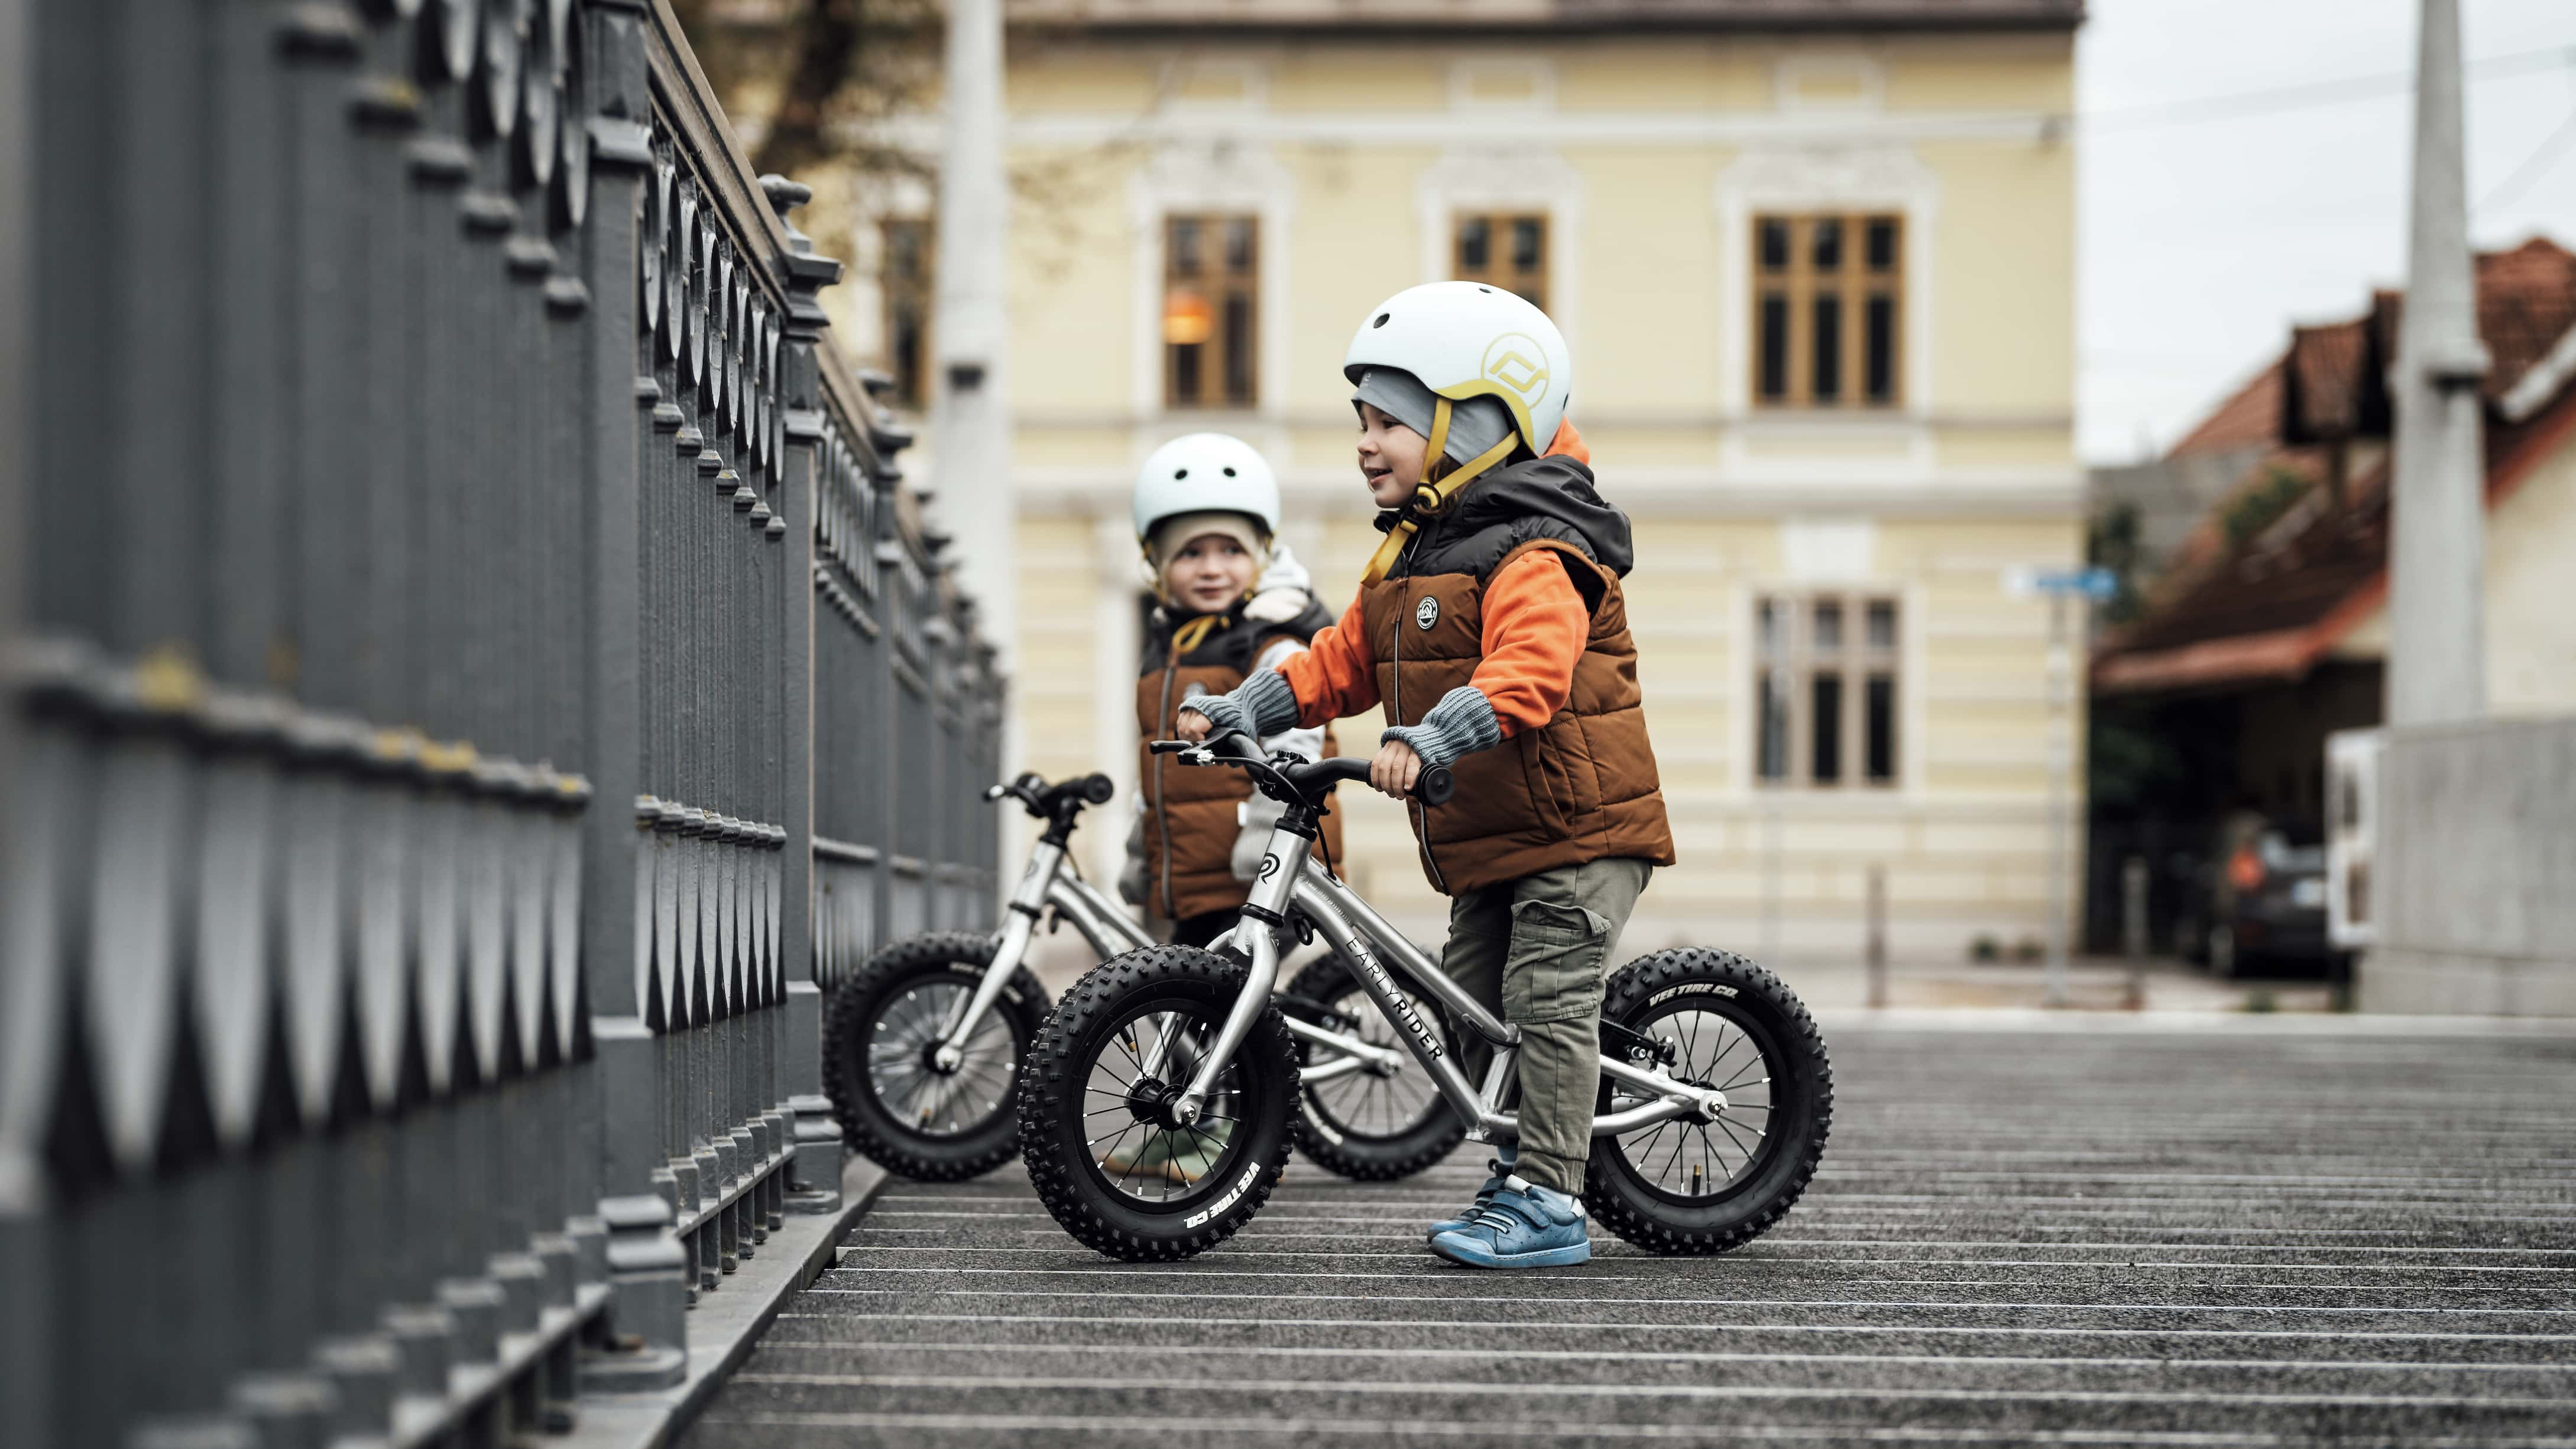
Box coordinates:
[822,932,1048,1182]
[1284,947,1467,1181]
[1585,948,1831,1255]
[1019,945,1297,1261]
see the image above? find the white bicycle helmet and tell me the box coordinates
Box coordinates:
[1344,281,1572,456]
[1131,432,1281,547]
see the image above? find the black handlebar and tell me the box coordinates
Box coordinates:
[1152,732,1453,808]
[986,770,1115,821]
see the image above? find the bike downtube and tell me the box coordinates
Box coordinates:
[1296,868,1515,1048]
[1292,879,1500,1134]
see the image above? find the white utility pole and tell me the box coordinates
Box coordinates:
[930,0,1017,676]
[2044,592,2072,1007]
[2386,0,2488,726]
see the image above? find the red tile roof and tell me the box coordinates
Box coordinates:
[2094,237,2576,696]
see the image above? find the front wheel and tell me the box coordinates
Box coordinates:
[1284,947,1467,1181]
[822,931,1049,1182]
[1019,945,1297,1261]
[1584,948,1832,1255]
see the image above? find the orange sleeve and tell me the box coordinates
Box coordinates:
[1472,548,1587,738]
[1275,592,1381,725]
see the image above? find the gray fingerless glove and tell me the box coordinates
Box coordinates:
[1178,668,1299,741]
[1380,685,1502,769]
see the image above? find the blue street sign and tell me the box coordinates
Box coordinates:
[2023,566,2118,601]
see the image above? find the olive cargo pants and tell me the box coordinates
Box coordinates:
[1440,856,1653,1195]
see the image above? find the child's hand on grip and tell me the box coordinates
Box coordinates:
[1369,739,1423,799]
[1173,709,1213,744]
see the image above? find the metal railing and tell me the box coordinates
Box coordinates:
[0,3,1003,1445]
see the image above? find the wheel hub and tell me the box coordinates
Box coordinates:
[1128,1075,1195,1132]
[920,1040,963,1076]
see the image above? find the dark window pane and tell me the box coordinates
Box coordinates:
[1758,218,1789,271]
[1811,672,1843,783]
[1169,218,1200,275]
[892,306,924,404]
[1759,294,1789,400]
[1512,218,1544,271]
[1758,669,1788,780]
[1812,218,1843,272]
[1867,600,1897,649]
[1866,217,1898,271]
[1222,294,1254,403]
[1865,673,1895,782]
[1812,294,1842,402]
[1813,601,1842,651]
[1458,217,1490,271]
[1224,217,1255,273]
[1865,294,1896,403]
[1172,342,1201,402]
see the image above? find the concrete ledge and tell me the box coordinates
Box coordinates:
[1817,1007,2576,1036]
[561,1155,887,1449]
[2361,948,2576,1016]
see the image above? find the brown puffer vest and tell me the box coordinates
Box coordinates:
[1136,601,1343,920]
[1360,455,1676,895]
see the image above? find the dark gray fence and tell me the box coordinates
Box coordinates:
[0,3,1002,1445]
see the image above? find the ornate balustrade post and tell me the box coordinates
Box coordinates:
[767,175,847,1213]
[576,0,690,1393]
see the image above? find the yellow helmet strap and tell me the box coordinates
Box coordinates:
[1363,396,1521,586]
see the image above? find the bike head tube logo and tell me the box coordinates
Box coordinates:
[1415,595,1439,630]
[1255,852,1282,882]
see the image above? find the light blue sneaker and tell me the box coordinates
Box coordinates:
[1425,1155,1517,1241]
[1429,1176,1590,1269]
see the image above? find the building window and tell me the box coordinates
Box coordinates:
[1164,214,1259,409]
[1753,213,1902,408]
[1755,594,1900,787]
[880,218,933,408]
[1454,212,1547,309]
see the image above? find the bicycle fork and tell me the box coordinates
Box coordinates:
[932,837,1157,1070]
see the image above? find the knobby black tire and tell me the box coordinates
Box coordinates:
[822,931,1049,1182]
[1284,948,1468,1182]
[1019,944,1298,1262]
[1584,948,1832,1256]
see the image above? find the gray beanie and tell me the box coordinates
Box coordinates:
[1352,368,1516,469]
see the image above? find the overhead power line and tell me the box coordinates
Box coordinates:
[2079,42,2576,134]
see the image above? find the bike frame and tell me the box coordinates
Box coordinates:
[933,834,1411,1086]
[1168,822,1731,1140]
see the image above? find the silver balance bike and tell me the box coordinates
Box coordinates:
[822,770,1466,1181]
[1017,735,1834,1260]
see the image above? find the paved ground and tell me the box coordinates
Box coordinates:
[684,1022,2576,1448]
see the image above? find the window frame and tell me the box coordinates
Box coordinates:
[1751,212,1905,410]
[1451,209,1549,310]
[1161,212,1261,411]
[877,217,934,409]
[1753,591,1903,790]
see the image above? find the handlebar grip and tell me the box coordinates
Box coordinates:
[1414,764,1454,807]
[1080,772,1116,805]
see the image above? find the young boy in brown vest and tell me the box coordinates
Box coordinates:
[1178,283,1676,1267]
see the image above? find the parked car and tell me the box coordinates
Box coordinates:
[2172,814,2336,978]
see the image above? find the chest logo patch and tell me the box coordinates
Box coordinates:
[1414,596,1440,631]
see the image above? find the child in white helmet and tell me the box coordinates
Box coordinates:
[1122,433,1343,950]
[1176,284,1676,1268]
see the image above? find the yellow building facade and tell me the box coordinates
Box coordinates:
[848,1,2088,961]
